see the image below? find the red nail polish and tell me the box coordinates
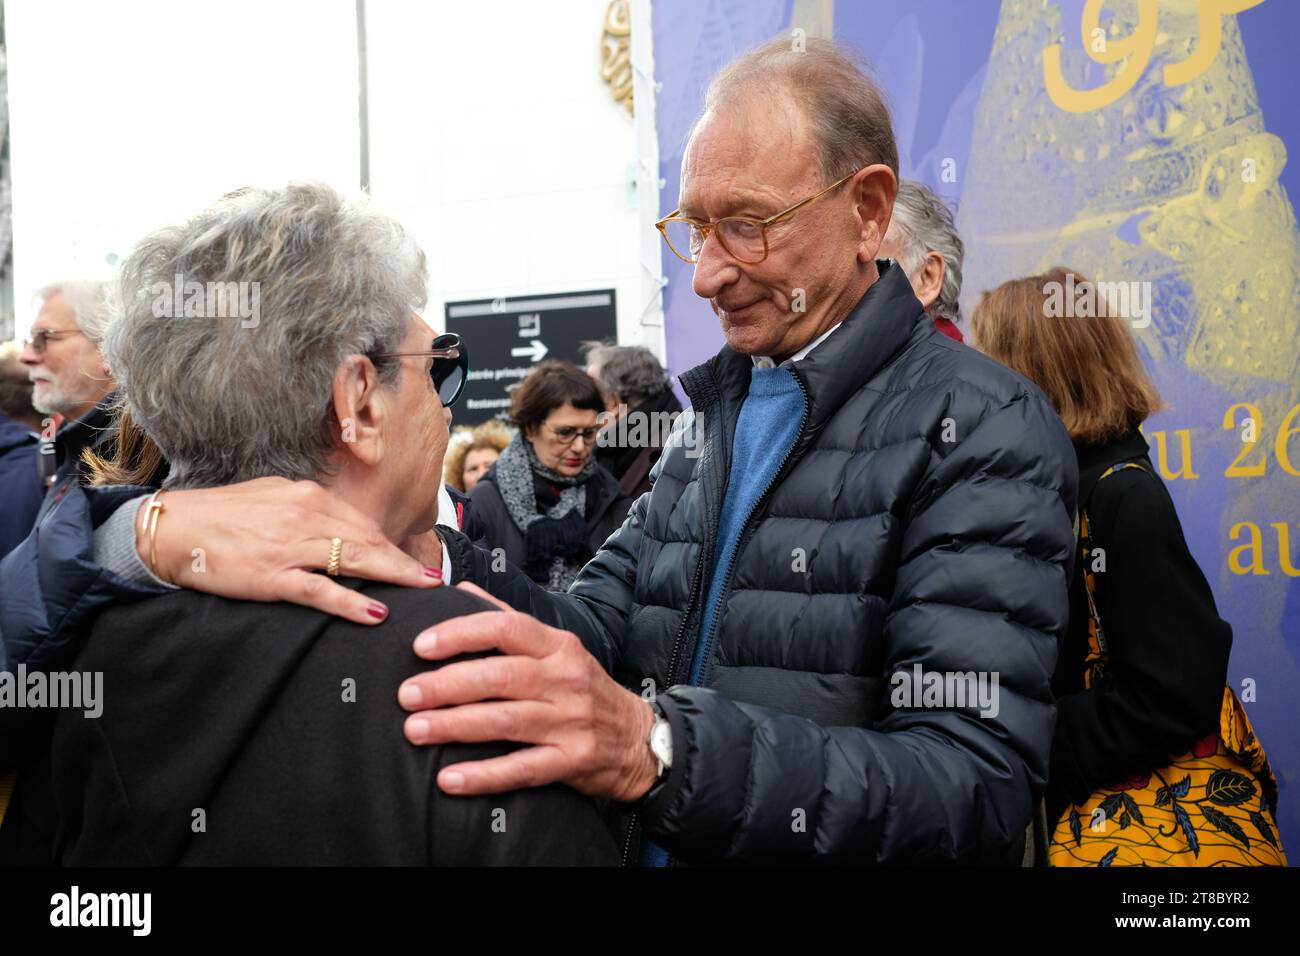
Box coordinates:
[423,566,442,579]
[366,602,388,620]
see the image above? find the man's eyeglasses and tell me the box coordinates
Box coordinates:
[544,423,602,445]
[372,332,469,407]
[23,329,83,354]
[656,167,861,265]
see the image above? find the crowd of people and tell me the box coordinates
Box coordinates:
[0,36,1286,867]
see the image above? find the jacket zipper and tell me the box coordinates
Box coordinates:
[665,551,708,687]
[627,371,810,867]
[620,812,642,866]
[622,382,722,866]
[694,370,810,689]
[623,447,712,867]
[623,367,811,865]
[664,387,729,689]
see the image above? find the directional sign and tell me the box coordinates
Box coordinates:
[445,289,617,426]
[510,339,549,362]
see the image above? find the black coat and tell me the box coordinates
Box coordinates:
[33,581,618,865]
[444,260,1079,864]
[1047,431,1231,821]
[35,397,116,521]
[595,387,683,500]
[0,412,42,560]
[468,457,632,582]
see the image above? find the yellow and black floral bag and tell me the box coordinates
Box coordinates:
[1049,463,1287,867]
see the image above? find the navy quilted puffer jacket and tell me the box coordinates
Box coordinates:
[454,260,1078,864]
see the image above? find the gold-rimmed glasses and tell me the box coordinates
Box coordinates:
[656,167,860,265]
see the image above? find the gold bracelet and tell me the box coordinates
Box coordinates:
[140,490,170,584]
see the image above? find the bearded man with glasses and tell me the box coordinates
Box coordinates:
[4,39,1077,865]
[17,281,120,512]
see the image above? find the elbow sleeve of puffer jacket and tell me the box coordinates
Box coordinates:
[442,487,648,678]
[0,483,163,671]
[639,394,1078,864]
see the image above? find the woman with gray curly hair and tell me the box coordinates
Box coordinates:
[32,183,617,866]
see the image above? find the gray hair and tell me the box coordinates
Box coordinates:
[38,280,112,343]
[107,182,427,489]
[586,344,669,407]
[887,180,965,322]
[580,339,617,373]
[701,36,899,184]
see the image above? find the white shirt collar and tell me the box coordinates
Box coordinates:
[435,484,457,582]
[752,320,843,369]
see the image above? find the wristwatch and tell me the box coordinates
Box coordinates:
[648,701,673,777]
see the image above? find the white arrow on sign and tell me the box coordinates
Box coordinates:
[511,339,549,362]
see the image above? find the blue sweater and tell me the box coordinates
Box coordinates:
[690,365,806,683]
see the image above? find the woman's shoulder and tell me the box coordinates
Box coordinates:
[240,580,501,692]
[362,579,495,628]
[89,579,494,656]
[467,468,508,508]
[1090,456,1163,499]
[468,467,502,500]
[588,461,634,509]
[1087,458,1181,543]
[466,472,509,532]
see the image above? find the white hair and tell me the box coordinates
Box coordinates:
[886,181,965,322]
[38,280,112,343]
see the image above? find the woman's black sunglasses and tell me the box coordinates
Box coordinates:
[371,332,469,407]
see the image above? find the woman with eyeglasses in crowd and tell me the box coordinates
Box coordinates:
[469,361,633,592]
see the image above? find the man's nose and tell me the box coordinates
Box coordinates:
[18,340,41,366]
[691,232,741,301]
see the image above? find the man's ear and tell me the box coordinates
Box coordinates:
[913,251,946,310]
[852,164,899,264]
[331,355,386,467]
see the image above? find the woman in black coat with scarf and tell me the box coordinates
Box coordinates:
[470,361,632,591]
[970,268,1286,866]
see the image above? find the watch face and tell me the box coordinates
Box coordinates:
[652,720,673,767]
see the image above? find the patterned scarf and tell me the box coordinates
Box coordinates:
[493,432,596,591]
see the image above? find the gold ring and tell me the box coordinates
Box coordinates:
[326,537,344,577]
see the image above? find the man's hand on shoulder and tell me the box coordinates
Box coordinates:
[399,582,659,802]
